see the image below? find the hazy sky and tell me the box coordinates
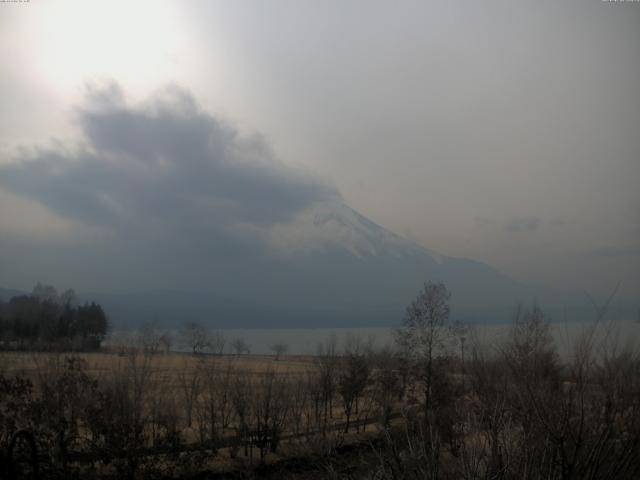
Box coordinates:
[0,0,638,298]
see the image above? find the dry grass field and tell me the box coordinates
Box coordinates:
[0,348,389,478]
[2,309,640,479]
[0,351,316,380]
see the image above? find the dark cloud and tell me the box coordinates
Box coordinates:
[0,83,340,241]
[505,217,540,233]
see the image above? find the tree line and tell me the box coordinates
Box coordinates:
[0,283,109,350]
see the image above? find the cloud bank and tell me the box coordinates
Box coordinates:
[0,83,339,247]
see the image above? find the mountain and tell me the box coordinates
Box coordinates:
[80,201,624,329]
[2,201,634,328]
[247,199,552,321]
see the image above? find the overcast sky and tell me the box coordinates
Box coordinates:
[0,0,638,298]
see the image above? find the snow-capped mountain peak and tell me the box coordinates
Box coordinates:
[265,200,443,263]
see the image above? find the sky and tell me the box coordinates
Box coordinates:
[0,0,638,299]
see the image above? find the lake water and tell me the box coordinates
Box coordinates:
[107,319,640,358]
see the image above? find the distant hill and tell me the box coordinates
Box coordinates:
[0,287,26,302]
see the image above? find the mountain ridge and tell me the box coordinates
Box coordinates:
[1,200,637,328]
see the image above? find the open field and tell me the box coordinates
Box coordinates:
[0,347,394,478]
[0,351,317,379]
[2,311,640,479]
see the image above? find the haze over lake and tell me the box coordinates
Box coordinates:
[106,319,640,357]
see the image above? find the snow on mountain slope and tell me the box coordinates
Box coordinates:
[256,199,559,318]
[265,199,443,263]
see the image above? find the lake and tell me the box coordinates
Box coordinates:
[107,319,640,358]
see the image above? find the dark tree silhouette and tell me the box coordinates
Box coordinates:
[0,285,108,350]
[395,281,451,417]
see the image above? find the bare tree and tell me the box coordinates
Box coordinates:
[271,342,288,360]
[450,320,470,392]
[86,349,157,477]
[395,281,451,418]
[231,337,250,355]
[288,375,310,436]
[249,369,291,459]
[182,321,210,355]
[230,372,252,457]
[196,358,234,449]
[371,347,400,427]
[177,359,202,428]
[496,296,640,479]
[315,335,339,435]
[338,352,370,433]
